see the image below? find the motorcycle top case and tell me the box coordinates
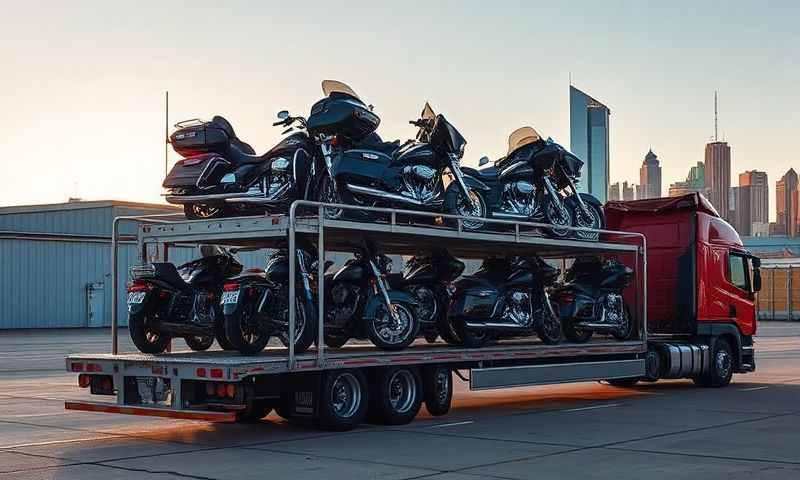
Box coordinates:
[170,122,230,158]
[162,154,230,189]
[307,93,380,143]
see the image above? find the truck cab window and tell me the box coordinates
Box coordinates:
[728,253,749,291]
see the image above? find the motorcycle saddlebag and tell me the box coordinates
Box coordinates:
[170,122,230,157]
[162,154,232,189]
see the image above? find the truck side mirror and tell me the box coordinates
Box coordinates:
[752,268,762,293]
[479,156,489,166]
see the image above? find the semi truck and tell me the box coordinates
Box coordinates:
[65,195,760,431]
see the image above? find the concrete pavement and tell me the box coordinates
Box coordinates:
[0,323,799,479]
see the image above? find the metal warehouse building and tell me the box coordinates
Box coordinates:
[0,201,190,329]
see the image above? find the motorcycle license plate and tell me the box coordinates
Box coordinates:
[127,292,146,304]
[221,291,240,305]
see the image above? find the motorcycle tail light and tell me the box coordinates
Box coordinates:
[223,283,239,292]
[158,290,170,299]
[126,281,152,293]
[330,135,340,147]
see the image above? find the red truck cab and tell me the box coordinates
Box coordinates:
[605,193,760,385]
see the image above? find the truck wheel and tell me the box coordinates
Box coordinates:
[422,365,453,416]
[184,335,214,351]
[129,313,171,354]
[693,338,734,388]
[225,306,270,355]
[367,302,419,350]
[563,320,592,343]
[317,369,368,431]
[368,367,422,425]
[235,399,273,423]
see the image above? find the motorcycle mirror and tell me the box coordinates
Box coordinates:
[277,110,290,120]
[479,156,490,166]
[368,104,374,111]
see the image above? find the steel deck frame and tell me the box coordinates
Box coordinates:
[103,201,647,372]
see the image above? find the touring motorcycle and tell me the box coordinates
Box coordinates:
[323,239,420,350]
[283,80,489,229]
[447,255,563,348]
[465,127,604,239]
[162,115,316,219]
[552,256,635,342]
[386,248,465,344]
[221,239,321,355]
[126,246,241,353]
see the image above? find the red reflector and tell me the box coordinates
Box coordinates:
[196,368,207,378]
[127,282,151,293]
[78,374,91,388]
[210,368,224,379]
[223,283,239,292]
[71,363,84,372]
[100,376,113,392]
[86,363,103,373]
[216,384,226,397]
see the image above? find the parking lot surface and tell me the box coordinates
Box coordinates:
[1,323,799,479]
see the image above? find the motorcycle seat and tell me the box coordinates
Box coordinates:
[359,132,401,156]
[150,263,193,292]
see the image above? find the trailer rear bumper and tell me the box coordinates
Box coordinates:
[64,401,237,422]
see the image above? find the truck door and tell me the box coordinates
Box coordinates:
[725,252,756,336]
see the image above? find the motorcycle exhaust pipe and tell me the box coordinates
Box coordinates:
[464,321,531,332]
[164,191,260,204]
[345,184,425,206]
[225,183,290,204]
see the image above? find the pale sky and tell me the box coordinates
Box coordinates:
[2,1,798,220]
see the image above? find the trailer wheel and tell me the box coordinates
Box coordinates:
[422,365,453,416]
[129,313,171,354]
[693,338,734,388]
[317,369,368,431]
[368,367,422,425]
[235,399,273,423]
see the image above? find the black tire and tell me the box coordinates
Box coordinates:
[278,299,317,354]
[316,369,369,431]
[606,378,640,387]
[235,399,273,423]
[368,367,422,426]
[444,184,487,231]
[422,365,453,416]
[315,175,374,221]
[537,296,563,345]
[544,199,572,238]
[563,320,593,343]
[323,334,349,349]
[693,338,734,388]
[214,320,236,351]
[224,303,271,355]
[183,203,227,220]
[456,321,490,348]
[424,331,439,343]
[184,335,214,351]
[129,313,171,354]
[438,315,462,346]
[366,301,420,351]
[611,302,634,341]
[570,200,604,241]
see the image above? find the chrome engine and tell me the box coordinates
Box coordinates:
[502,291,533,327]
[401,165,438,202]
[410,285,438,323]
[265,157,292,200]
[601,293,624,325]
[501,180,538,217]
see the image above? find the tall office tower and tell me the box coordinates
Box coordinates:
[638,149,662,199]
[739,170,769,225]
[776,168,799,237]
[669,162,707,197]
[570,86,610,203]
[704,92,732,219]
[731,186,751,235]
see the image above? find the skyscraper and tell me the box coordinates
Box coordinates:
[570,86,610,203]
[622,181,636,201]
[608,182,620,201]
[705,141,731,220]
[638,149,662,199]
[669,162,707,197]
[776,168,798,237]
[739,170,769,225]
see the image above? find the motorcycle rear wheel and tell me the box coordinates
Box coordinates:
[611,303,634,341]
[563,320,593,343]
[183,203,227,220]
[278,299,317,354]
[184,335,214,351]
[129,313,172,354]
[224,304,271,355]
[537,299,563,345]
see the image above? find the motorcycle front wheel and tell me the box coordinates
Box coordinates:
[129,313,172,354]
[611,302,634,341]
[184,335,214,351]
[184,203,228,220]
[367,301,419,350]
[537,297,563,345]
[444,186,487,231]
[224,303,270,355]
[544,200,572,238]
[570,200,604,241]
[278,298,317,354]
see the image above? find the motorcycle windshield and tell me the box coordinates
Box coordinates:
[507,127,542,156]
[420,102,436,120]
[321,80,361,101]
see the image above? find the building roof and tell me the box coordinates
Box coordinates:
[643,149,659,165]
[0,200,180,216]
[569,85,610,113]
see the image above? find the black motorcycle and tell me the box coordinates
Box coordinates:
[324,240,420,350]
[295,81,489,229]
[126,246,242,353]
[386,248,465,344]
[552,257,635,342]
[221,239,322,355]
[465,127,604,239]
[447,256,563,348]
[162,115,316,219]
